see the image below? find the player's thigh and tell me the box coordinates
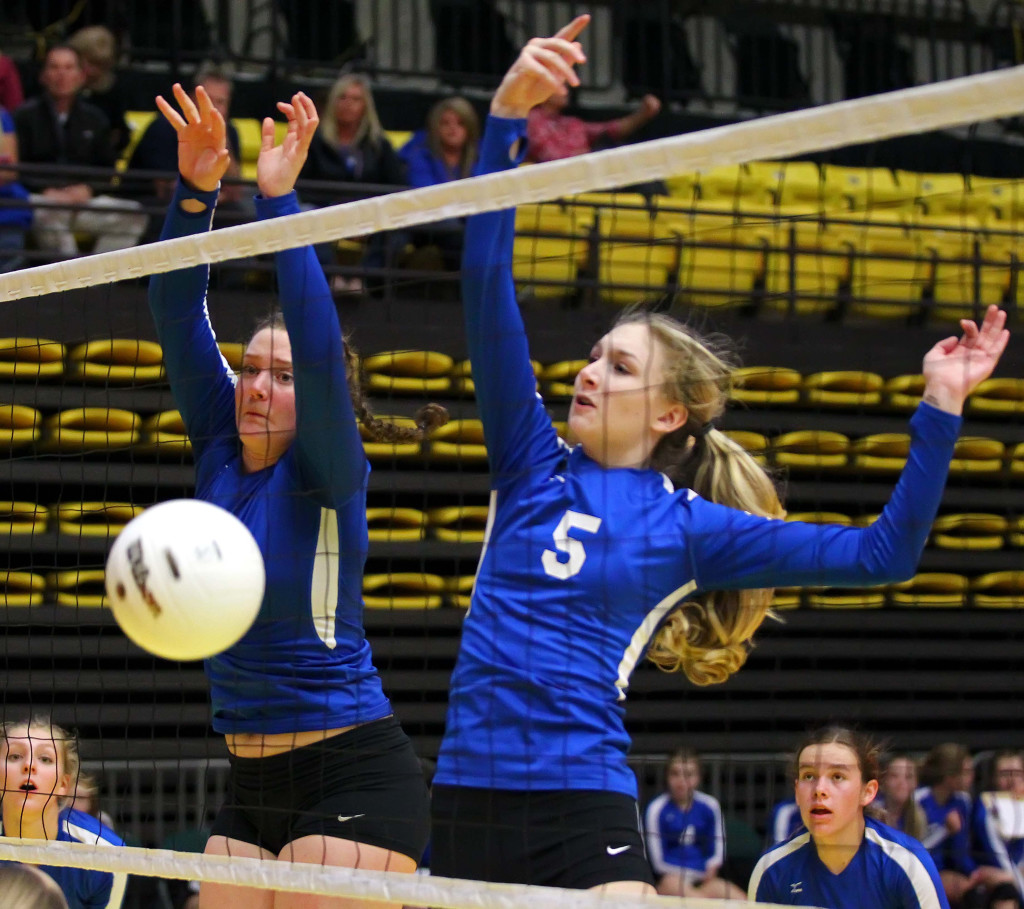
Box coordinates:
[274,836,416,909]
[589,880,656,896]
[200,835,275,909]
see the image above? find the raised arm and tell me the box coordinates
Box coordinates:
[254,92,366,500]
[463,17,590,482]
[689,307,1009,591]
[147,83,237,453]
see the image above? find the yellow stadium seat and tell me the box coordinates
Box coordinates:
[884,374,925,411]
[664,171,700,202]
[786,512,852,526]
[50,502,144,539]
[722,431,770,464]
[362,350,453,395]
[846,231,932,319]
[821,165,916,212]
[541,359,587,398]
[386,130,413,151]
[802,371,884,408]
[0,405,42,451]
[428,506,491,543]
[673,220,768,308]
[41,408,141,452]
[0,571,47,607]
[849,433,908,473]
[452,358,540,396]
[365,508,427,543]
[1008,516,1024,548]
[445,574,476,609]
[731,366,802,405]
[67,339,164,385]
[591,204,682,305]
[930,240,1012,321]
[972,571,1024,608]
[217,342,245,372]
[0,337,65,379]
[968,378,1024,415]
[969,176,1024,222]
[770,161,847,213]
[231,117,264,181]
[138,410,191,457]
[362,573,445,609]
[428,419,487,464]
[50,569,107,608]
[1010,442,1024,478]
[949,437,1004,474]
[889,573,969,608]
[0,501,47,535]
[696,163,774,208]
[772,430,850,470]
[931,513,1008,551]
[758,220,851,314]
[358,416,422,462]
[895,170,992,222]
[514,201,594,300]
[772,587,803,610]
[806,587,886,609]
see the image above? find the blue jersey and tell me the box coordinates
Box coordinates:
[769,798,806,845]
[644,791,724,878]
[915,787,975,874]
[148,182,391,734]
[749,816,949,908]
[434,115,960,797]
[972,791,1024,896]
[1,808,127,908]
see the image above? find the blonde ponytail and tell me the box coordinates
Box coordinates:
[614,311,786,686]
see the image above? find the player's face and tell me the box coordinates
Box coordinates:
[235,327,297,469]
[570,323,685,468]
[881,757,917,806]
[666,758,700,804]
[995,756,1024,796]
[437,109,468,152]
[1,726,71,813]
[795,742,878,848]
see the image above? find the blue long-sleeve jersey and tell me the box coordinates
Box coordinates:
[749,816,949,908]
[147,181,391,734]
[433,115,961,798]
[972,791,1024,896]
[915,787,975,874]
[1,808,126,909]
[644,791,725,878]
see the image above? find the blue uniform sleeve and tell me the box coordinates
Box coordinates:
[253,191,366,503]
[688,402,960,590]
[463,115,563,484]
[147,180,238,458]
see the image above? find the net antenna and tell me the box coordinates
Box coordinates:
[2,64,1024,302]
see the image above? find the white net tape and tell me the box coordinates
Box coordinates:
[0,838,815,909]
[2,65,1024,302]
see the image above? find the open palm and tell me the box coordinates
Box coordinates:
[155,83,230,193]
[256,92,319,199]
[922,305,1010,413]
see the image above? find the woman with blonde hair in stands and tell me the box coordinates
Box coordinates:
[430,14,1010,894]
[399,96,480,187]
[878,754,927,841]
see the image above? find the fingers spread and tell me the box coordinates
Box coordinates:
[155,94,186,130]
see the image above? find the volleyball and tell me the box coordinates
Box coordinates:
[104,499,265,661]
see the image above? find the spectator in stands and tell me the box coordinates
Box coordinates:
[0,714,127,908]
[0,104,31,271]
[878,754,927,841]
[68,25,130,155]
[14,44,146,258]
[0,51,24,113]
[526,87,660,163]
[394,96,481,271]
[431,12,1009,895]
[399,96,480,187]
[644,747,747,899]
[969,750,1024,909]
[0,863,69,909]
[128,65,244,216]
[300,73,405,200]
[749,726,948,908]
[767,797,805,845]
[148,82,443,909]
[918,742,978,906]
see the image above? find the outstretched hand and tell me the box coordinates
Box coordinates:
[256,91,319,199]
[155,83,230,193]
[491,15,589,119]
[922,305,1010,414]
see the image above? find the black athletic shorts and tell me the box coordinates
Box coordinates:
[210,716,430,862]
[430,785,654,889]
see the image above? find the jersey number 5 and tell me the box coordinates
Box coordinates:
[541,510,602,580]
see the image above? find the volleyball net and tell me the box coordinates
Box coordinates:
[0,58,1022,906]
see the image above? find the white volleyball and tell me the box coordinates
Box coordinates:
[104,499,265,661]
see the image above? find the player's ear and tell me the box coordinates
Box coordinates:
[861,778,879,806]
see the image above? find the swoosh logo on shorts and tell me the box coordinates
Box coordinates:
[606,844,631,855]
[337,814,365,822]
